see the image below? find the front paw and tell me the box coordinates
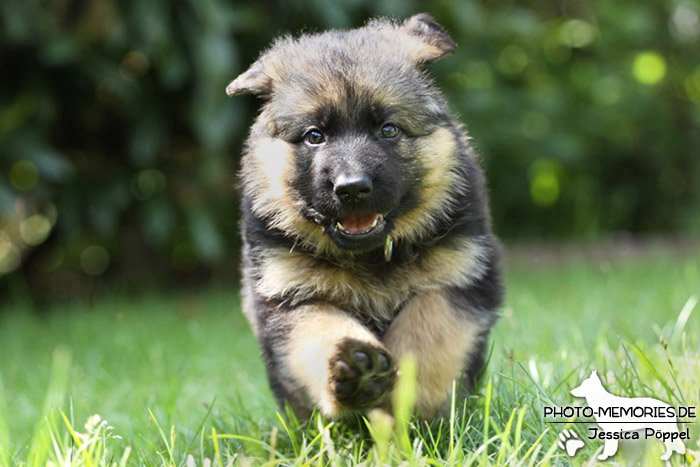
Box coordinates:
[329,338,397,411]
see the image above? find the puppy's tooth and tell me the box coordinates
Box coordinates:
[336,222,346,231]
[370,218,378,229]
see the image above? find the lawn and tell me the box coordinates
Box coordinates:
[1,247,699,465]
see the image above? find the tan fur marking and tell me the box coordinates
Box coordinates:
[242,137,341,256]
[243,137,295,217]
[403,38,448,65]
[286,78,346,115]
[382,290,482,419]
[256,236,489,324]
[241,284,257,336]
[393,128,461,242]
[282,304,381,418]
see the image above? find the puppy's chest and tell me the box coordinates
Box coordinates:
[254,237,484,320]
[256,250,414,322]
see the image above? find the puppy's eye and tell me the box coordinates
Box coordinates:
[304,129,326,145]
[380,123,399,139]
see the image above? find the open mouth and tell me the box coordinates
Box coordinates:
[335,213,385,238]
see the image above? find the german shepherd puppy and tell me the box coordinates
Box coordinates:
[227,14,503,420]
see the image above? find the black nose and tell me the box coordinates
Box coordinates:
[334,174,372,202]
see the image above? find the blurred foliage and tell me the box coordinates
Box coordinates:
[1,0,699,299]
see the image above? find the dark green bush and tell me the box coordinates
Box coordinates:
[1,0,699,298]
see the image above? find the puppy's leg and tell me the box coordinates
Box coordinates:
[264,303,397,419]
[382,290,493,419]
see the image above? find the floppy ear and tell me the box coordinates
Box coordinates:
[401,13,457,65]
[226,60,272,96]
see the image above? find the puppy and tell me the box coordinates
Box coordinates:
[227,13,503,420]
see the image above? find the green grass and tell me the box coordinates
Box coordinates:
[1,250,699,465]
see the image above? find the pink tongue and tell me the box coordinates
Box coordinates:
[340,213,379,234]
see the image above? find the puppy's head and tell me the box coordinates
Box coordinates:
[231,14,463,256]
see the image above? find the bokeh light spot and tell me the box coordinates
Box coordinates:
[591,75,624,105]
[529,159,562,207]
[0,231,21,274]
[20,214,52,246]
[633,52,667,85]
[670,3,700,43]
[120,50,149,80]
[560,19,597,48]
[131,169,167,200]
[497,45,528,76]
[461,60,493,89]
[80,245,110,275]
[10,160,39,191]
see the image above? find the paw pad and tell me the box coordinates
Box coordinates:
[330,338,396,410]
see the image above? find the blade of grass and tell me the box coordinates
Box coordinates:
[215,434,285,458]
[481,378,493,466]
[60,411,95,467]
[118,446,131,467]
[148,408,176,465]
[27,347,71,467]
[393,355,417,457]
[365,410,392,464]
[212,427,223,467]
[622,339,676,402]
[449,380,456,458]
[0,377,10,467]
[48,425,68,465]
[276,411,299,456]
[503,406,529,463]
[186,396,216,453]
[671,295,698,342]
[521,428,548,464]
[495,408,517,464]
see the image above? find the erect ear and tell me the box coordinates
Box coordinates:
[226,60,273,96]
[401,13,457,65]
